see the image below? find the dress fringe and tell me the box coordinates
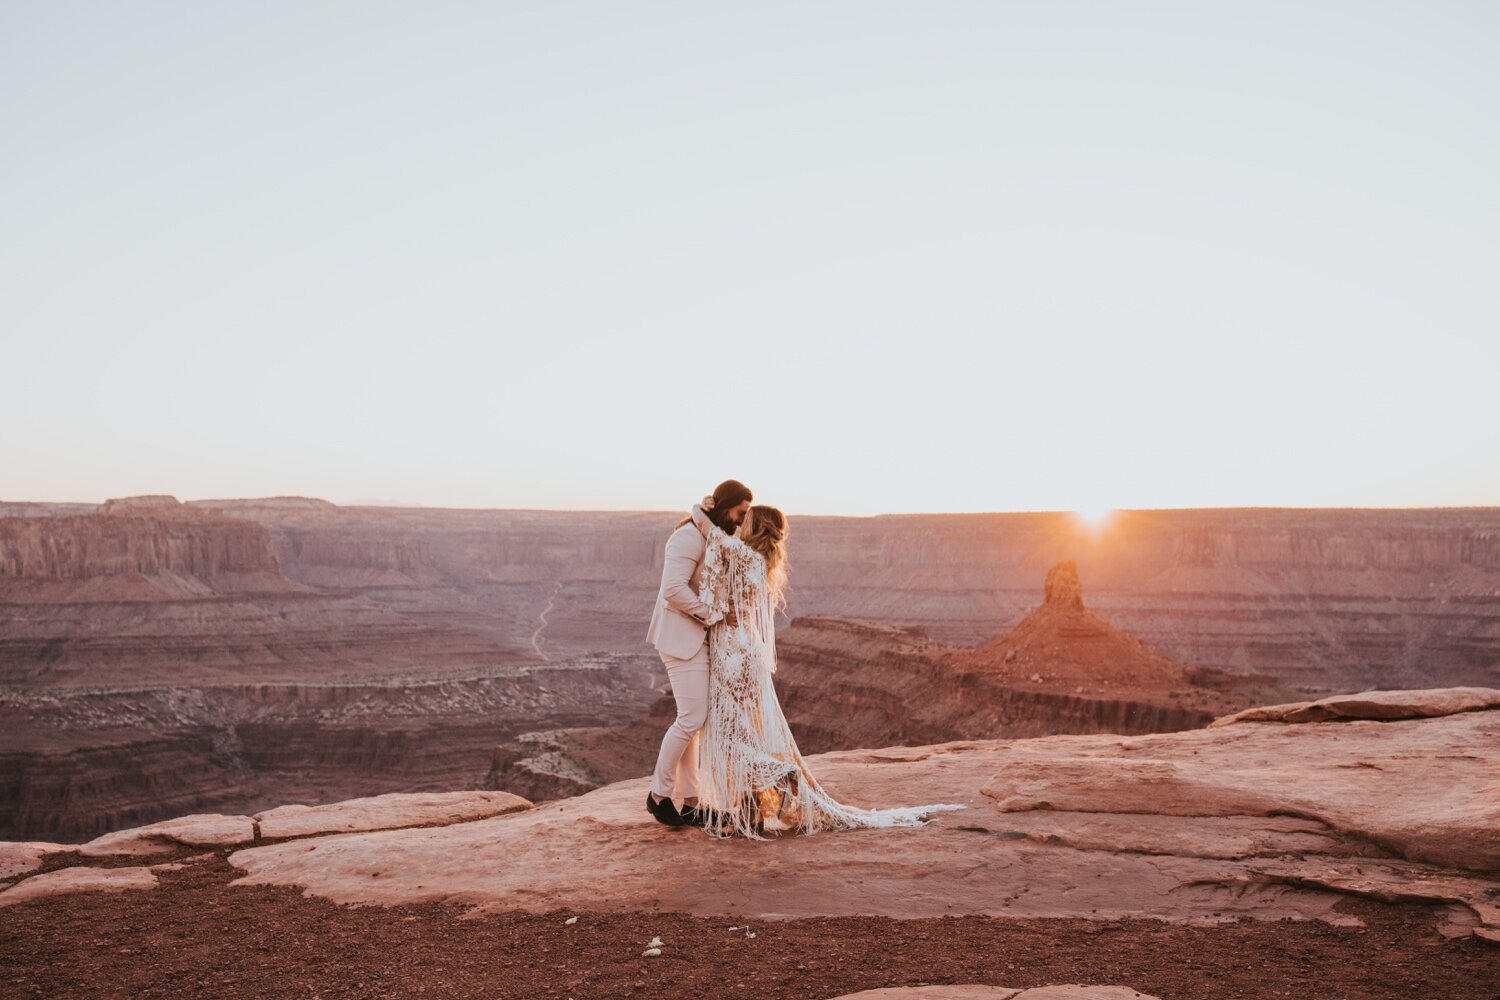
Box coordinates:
[691,509,965,840]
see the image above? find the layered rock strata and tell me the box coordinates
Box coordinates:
[172,499,1500,689]
[0,654,656,842]
[5,498,1498,689]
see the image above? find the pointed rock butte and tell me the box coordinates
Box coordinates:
[1044,559,1085,611]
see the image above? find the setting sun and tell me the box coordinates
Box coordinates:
[1073,506,1116,530]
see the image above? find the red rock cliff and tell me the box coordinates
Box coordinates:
[0,496,304,600]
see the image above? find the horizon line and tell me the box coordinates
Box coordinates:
[4,494,1499,518]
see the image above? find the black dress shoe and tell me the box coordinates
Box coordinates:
[646,792,686,827]
[683,804,737,833]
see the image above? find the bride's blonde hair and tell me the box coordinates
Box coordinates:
[740,505,789,609]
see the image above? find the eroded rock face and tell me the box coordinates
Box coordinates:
[97,495,187,514]
[245,503,1500,690]
[223,688,1500,943]
[945,563,1299,700]
[0,502,300,602]
[0,655,655,842]
[1044,560,1086,612]
[8,498,1488,690]
[2,497,1500,692]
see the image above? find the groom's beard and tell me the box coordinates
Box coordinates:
[709,509,741,534]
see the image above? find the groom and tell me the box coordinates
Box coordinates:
[643,478,753,827]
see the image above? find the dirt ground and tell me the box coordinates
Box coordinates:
[1,851,1495,1000]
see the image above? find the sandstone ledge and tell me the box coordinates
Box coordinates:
[0,791,534,907]
[223,693,1499,944]
[64,790,535,859]
[76,814,257,858]
[8,690,1495,944]
[1209,686,1500,727]
[0,866,158,908]
[255,791,531,840]
[0,841,71,880]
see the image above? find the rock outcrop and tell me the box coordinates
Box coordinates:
[97,495,190,514]
[944,560,1295,702]
[1043,559,1086,611]
[252,790,530,840]
[0,790,532,888]
[3,687,1494,971]
[0,866,160,908]
[1208,686,1500,726]
[0,497,301,603]
[143,687,1494,945]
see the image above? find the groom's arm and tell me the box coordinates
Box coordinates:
[661,528,715,625]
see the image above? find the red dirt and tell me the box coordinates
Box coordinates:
[1,851,1495,999]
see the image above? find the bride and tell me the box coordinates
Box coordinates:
[686,496,964,839]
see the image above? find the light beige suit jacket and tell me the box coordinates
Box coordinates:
[645,521,722,660]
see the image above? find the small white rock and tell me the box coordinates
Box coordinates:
[642,947,662,958]
[564,916,578,925]
[647,935,663,948]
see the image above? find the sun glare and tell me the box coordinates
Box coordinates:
[1073,506,1115,530]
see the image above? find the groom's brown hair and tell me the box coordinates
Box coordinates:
[676,479,753,532]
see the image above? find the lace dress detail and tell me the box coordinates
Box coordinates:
[691,506,965,840]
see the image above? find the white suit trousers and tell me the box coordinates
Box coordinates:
[649,644,710,800]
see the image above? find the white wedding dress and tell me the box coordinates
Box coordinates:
[688,505,965,839]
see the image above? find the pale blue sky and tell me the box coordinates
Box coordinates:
[3,1,1496,515]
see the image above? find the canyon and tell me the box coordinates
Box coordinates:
[2,495,1497,842]
[0,653,655,842]
[195,498,1500,691]
[11,497,1500,692]
[484,561,1305,800]
[7,496,1499,689]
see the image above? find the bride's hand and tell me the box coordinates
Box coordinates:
[701,495,716,511]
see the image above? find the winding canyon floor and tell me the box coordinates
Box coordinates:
[3,688,1496,998]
